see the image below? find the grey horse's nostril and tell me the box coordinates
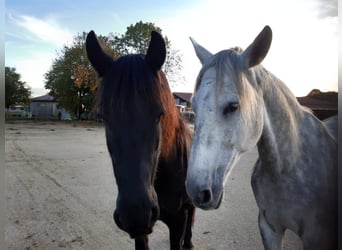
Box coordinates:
[196,189,212,204]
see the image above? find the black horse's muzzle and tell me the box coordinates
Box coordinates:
[113,197,160,238]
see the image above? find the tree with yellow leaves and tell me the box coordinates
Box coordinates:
[45,32,117,119]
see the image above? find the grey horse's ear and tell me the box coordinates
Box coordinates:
[86,30,114,77]
[241,25,272,69]
[190,37,213,65]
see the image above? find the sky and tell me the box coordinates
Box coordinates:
[5,0,338,97]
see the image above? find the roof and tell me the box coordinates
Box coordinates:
[297,96,337,110]
[173,92,192,104]
[31,94,56,102]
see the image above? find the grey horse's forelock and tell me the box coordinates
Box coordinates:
[194,47,259,123]
[194,47,242,91]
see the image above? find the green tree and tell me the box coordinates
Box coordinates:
[45,32,117,119]
[45,22,182,120]
[113,21,162,54]
[5,67,31,108]
[112,21,184,87]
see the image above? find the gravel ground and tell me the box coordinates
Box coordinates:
[5,121,302,249]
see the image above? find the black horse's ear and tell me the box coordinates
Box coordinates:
[145,31,166,71]
[86,30,113,77]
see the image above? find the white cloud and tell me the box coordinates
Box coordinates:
[158,0,338,96]
[313,0,337,18]
[5,1,337,97]
[8,12,74,47]
[6,12,75,96]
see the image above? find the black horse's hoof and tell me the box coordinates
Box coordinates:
[182,247,194,250]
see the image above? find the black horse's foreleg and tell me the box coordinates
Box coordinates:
[135,235,149,250]
[182,206,195,250]
[165,208,193,250]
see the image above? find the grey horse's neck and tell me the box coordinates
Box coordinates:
[254,67,305,172]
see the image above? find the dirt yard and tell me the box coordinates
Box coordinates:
[5,121,302,249]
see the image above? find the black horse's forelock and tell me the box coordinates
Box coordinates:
[95,52,191,158]
[96,54,163,120]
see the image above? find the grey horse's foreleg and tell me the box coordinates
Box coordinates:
[258,211,285,250]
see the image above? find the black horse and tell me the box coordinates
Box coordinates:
[86,30,195,250]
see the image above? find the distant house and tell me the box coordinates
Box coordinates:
[173,92,193,112]
[30,95,58,118]
[173,92,195,123]
[29,94,71,120]
[297,90,337,120]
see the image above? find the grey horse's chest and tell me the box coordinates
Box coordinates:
[251,159,312,235]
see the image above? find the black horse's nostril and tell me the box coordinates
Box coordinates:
[150,205,159,225]
[113,210,123,229]
[196,189,212,205]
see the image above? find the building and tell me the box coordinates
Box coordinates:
[297,90,337,120]
[173,92,195,123]
[29,94,71,120]
[173,92,193,112]
[297,96,337,120]
[30,95,58,118]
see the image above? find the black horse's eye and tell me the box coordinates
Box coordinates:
[223,102,239,115]
[96,112,106,122]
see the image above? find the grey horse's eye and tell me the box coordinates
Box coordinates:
[223,102,239,115]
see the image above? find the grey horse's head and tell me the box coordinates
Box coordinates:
[186,26,272,209]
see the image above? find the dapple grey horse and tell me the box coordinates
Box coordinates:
[186,26,337,249]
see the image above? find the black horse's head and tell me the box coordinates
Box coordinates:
[86,31,167,238]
